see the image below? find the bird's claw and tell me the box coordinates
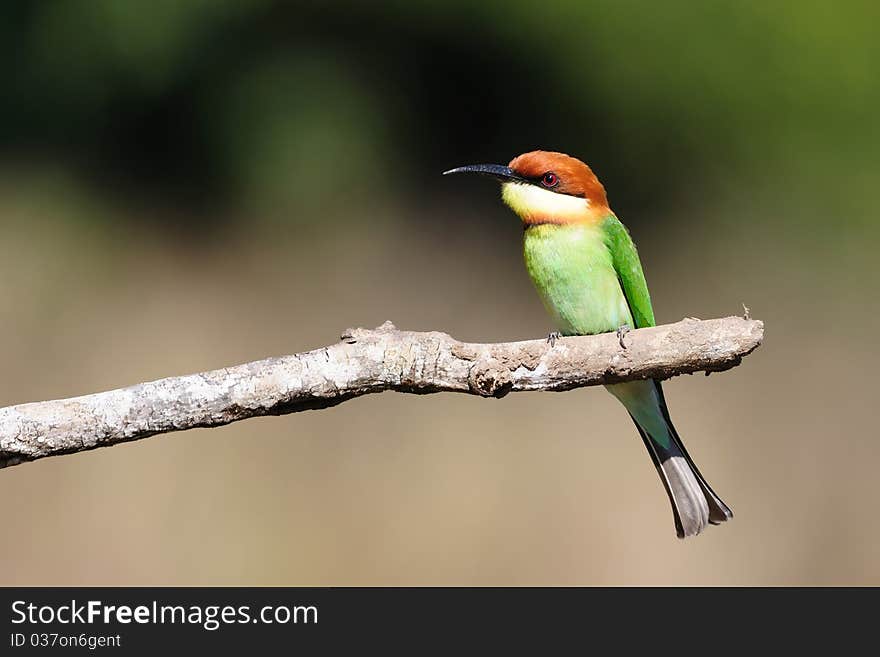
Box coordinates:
[546,331,563,347]
[616,324,631,349]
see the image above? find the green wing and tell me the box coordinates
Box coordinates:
[602,214,656,329]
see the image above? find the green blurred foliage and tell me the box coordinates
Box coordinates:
[213,52,396,220]
[2,0,877,233]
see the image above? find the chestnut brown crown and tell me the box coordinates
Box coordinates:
[508,150,608,207]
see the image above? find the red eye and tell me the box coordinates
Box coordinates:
[541,172,559,188]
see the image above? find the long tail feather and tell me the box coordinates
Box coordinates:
[652,381,732,525]
[608,380,732,538]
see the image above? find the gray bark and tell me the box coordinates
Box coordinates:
[0,316,763,469]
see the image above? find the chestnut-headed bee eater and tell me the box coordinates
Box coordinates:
[444,151,732,537]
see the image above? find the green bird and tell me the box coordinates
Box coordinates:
[444,150,732,538]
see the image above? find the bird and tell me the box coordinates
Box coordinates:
[443,150,732,538]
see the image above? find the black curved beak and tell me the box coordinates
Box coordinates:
[442,163,525,183]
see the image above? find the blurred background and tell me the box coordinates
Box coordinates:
[1,1,878,585]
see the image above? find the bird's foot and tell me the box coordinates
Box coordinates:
[546,331,563,347]
[616,324,631,349]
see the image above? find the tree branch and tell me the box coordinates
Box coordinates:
[0,316,762,469]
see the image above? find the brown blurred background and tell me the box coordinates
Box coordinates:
[1,1,878,585]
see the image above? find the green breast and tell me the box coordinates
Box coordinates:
[523,223,632,336]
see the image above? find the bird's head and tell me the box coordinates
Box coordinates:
[444,150,609,225]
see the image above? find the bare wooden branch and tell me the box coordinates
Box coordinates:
[0,316,762,469]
